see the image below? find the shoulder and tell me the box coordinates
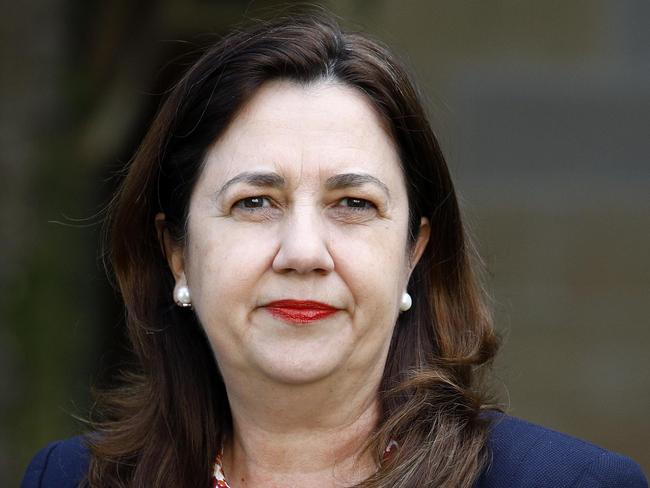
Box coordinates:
[21,436,89,488]
[475,412,648,488]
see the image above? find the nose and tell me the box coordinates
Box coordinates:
[272,206,335,275]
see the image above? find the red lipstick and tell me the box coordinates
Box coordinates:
[265,300,338,325]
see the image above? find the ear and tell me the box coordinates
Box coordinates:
[155,212,186,283]
[408,217,430,274]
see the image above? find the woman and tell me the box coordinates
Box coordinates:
[22,11,647,488]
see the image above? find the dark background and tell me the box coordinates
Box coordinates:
[2,1,649,484]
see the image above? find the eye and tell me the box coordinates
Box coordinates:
[233,196,272,209]
[338,197,376,210]
[230,195,282,221]
[329,197,379,223]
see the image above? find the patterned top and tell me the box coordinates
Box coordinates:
[212,449,229,488]
[211,441,398,487]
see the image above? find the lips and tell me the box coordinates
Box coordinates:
[264,300,338,325]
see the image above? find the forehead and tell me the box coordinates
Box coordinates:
[201,79,404,185]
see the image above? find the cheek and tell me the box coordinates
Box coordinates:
[185,219,277,311]
[328,227,407,367]
[331,223,409,312]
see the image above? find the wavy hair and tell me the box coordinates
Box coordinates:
[87,10,500,488]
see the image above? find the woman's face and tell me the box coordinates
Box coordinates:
[165,80,429,386]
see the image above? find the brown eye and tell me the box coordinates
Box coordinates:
[234,196,271,209]
[339,197,375,210]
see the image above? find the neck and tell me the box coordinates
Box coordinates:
[219,364,385,487]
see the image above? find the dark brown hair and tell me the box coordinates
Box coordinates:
[88,10,499,488]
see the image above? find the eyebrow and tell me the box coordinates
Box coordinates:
[215,171,286,199]
[214,170,390,199]
[325,173,391,198]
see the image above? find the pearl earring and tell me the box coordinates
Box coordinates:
[399,292,412,312]
[174,284,192,307]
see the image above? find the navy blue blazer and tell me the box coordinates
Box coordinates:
[22,414,648,487]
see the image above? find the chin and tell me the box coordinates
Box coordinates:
[252,347,350,385]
